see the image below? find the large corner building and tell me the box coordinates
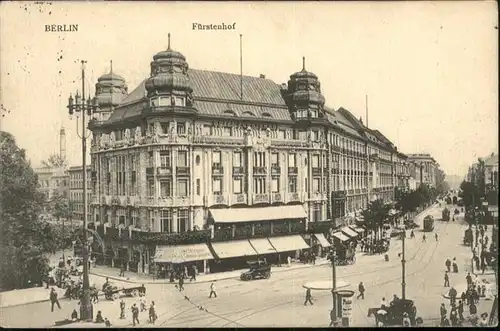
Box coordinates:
[87,37,414,274]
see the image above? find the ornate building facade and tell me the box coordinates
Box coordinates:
[88,38,411,273]
[68,165,92,222]
[407,153,439,188]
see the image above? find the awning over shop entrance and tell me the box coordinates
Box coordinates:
[313,233,331,248]
[154,243,214,263]
[332,232,350,242]
[211,240,258,259]
[209,205,307,223]
[268,235,310,253]
[341,226,359,238]
[249,238,277,255]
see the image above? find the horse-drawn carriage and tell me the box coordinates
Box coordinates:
[103,282,146,301]
[367,299,418,326]
[334,246,356,265]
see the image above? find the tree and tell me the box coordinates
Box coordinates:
[459,180,482,212]
[48,194,74,250]
[362,198,390,242]
[41,153,67,168]
[0,132,61,289]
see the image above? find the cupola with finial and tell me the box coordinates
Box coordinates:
[284,57,326,122]
[95,60,128,111]
[145,33,194,109]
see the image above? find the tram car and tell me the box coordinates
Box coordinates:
[423,215,434,232]
[442,208,450,222]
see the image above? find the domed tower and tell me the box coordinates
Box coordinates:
[94,61,128,121]
[285,57,326,122]
[145,33,195,110]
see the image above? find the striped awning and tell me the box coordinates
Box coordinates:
[313,233,331,248]
[154,244,214,263]
[341,226,359,238]
[332,232,350,242]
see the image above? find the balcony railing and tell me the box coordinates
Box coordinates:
[288,167,298,175]
[271,193,282,203]
[287,192,300,202]
[253,166,267,175]
[176,166,190,176]
[232,167,245,176]
[271,165,281,175]
[157,167,172,176]
[312,167,322,176]
[212,166,224,176]
[232,193,247,204]
[253,193,269,204]
[215,194,226,205]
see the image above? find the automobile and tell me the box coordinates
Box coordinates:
[240,260,271,281]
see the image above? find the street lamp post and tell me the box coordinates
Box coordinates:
[401,231,406,300]
[67,60,99,321]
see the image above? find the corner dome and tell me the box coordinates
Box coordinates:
[286,57,325,108]
[95,65,128,108]
[145,33,192,96]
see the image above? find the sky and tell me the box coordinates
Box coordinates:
[0,1,498,178]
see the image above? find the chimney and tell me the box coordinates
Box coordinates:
[259,74,266,79]
[59,126,66,162]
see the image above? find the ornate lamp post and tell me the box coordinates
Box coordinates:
[67,60,99,321]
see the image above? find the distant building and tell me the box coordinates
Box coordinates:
[68,165,92,222]
[34,166,69,201]
[407,154,439,187]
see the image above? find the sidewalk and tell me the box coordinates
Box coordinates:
[0,286,65,308]
[89,258,332,285]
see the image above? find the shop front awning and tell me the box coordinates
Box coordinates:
[332,232,350,242]
[341,226,359,238]
[209,205,307,223]
[154,243,214,263]
[313,233,331,248]
[268,235,310,253]
[210,240,258,259]
[248,238,277,255]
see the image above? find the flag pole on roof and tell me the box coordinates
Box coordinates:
[110,60,114,111]
[365,94,369,128]
[240,34,243,101]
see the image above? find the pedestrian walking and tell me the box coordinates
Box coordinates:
[466,272,473,286]
[119,264,125,277]
[435,233,439,241]
[410,230,415,239]
[457,300,465,320]
[329,309,336,326]
[149,301,157,324]
[120,299,126,319]
[357,282,365,299]
[452,261,459,273]
[481,261,486,274]
[440,303,447,323]
[304,288,314,306]
[450,307,459,326]
[444,271,450,287]
[131,303,140,326]
[190,265,197,282]
[104,318,111,327]
[311,252,316,265]
[469,301,477,316]
[50,288,61,312]
[209,281,217,298]
[422,234,426,243]
[445,258,452,272]
[178,275,184,291]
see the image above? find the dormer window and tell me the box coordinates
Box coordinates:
[262,112,272,118]
[223,109,236,116]
[158,97,170,106]
[242,111,255,117]
[310,109,318,118]
[296,109,307,119]
[175,97,185,106]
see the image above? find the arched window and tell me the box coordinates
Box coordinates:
[262,112,272,118]
[223,109,236,116]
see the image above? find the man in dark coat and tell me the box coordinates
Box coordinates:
[445,258,452,272]
[178,275,184,291]
[444,271,450,287]
[466,273,473,286]
[304,288,313,306]
[50,288,61,312]
[457,300,465,320]
[440,303,447,323]
[131,303,140,326]
[357,282,365,299]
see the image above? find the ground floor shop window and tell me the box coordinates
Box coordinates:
[161,209,173,232]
